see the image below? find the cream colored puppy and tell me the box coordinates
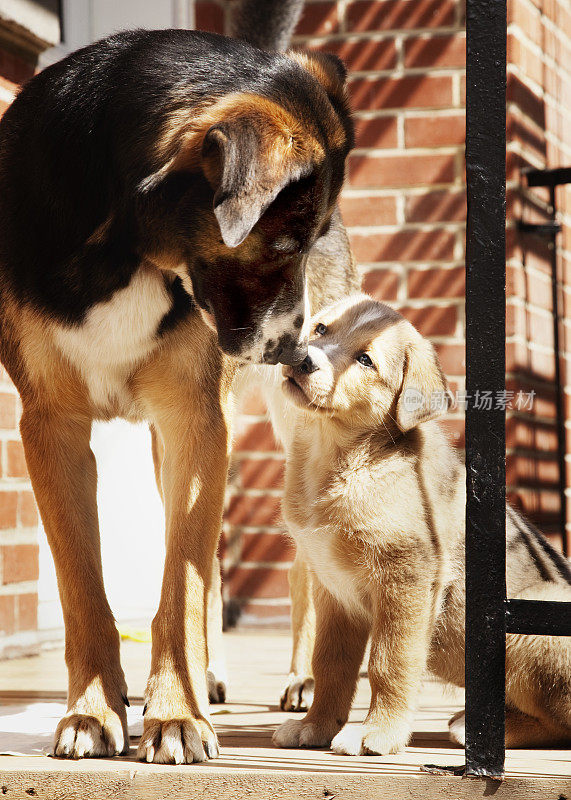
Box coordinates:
[273,294,571,755]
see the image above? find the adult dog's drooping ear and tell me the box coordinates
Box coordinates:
[396,334,453,431]
[201,118,313,248]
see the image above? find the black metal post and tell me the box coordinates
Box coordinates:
[465,0,507,779]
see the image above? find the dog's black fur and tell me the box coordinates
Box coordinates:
[0,29,352,362]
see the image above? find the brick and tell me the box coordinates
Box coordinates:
[295,1,339,35]
[506,304,554,349]
[0,595,15,635]
[349,229,456,262]
[0,392,16,429]
[434,342,465,375]
[234,421,281,453]
[0,49,35,84]
[404,33,466,68]
[0,491,17,529]
[507,455,559,486]
[506,341,555,382]
[239,458,285,490]
[506,113,546,161]
[506,417,557,452]
[340,194,398,226]
[232,601,290,622]
[17,592,37,632]
[225,566,289,599]
[404,114,465,147]
[349,74,453,110]
[226,495,281,527]
[507,33,544,87]
[440,418,465,448]
[18,491,38,527]
[405,190,466,223]
[6,440,28,478]
[507,73,545,129]
[313,38,398,71]
[195,2,225,32]
[362,268,400,300]
[2,544,39,584]
[399,305,457,336]
[240,532,294,563]
[346,0,456,33]
[354,116,399,148]
[407,266,465,299]
[349,153,456,188]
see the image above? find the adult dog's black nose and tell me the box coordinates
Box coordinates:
[277,341,308,366]
[298,354,319,374]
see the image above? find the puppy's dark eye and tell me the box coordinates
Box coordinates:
[315,323,327,335]
[357,353,374,368]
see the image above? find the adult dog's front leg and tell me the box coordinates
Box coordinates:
[136,360,233,763]
[20,407,128,758]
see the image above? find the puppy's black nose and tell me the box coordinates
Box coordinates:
[298,354,318,374]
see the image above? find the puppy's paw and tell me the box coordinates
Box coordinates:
[273,717,339,749]
[447,710,465,746]
[207,669,227,704]
[280,674,314,711]
[54,709,127,759]
[137,717,218,764]
[331,722,410,756]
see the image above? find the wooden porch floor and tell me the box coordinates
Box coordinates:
[0,630,568,799]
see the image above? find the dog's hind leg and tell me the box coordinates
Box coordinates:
[280,554,316,712]
[20,405,129,758]
[206,554,228,703]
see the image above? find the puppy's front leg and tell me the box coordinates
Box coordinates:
[135,358,234,764]
[332,557,435,756]
[280,554,316,711]
[274,583,368,748]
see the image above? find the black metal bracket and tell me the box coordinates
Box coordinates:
[516,221,561,237]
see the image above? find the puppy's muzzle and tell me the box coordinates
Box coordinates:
[297,354,319,374]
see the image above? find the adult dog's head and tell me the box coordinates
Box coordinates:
[143,49,353,365]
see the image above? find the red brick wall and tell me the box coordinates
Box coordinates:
[0,2,569,639]
[506,0,571,549]
[0,48,40,655]
[202,0,571,623]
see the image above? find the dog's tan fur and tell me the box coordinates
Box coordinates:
[273,294,571,755]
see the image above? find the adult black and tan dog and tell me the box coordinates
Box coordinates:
[0,22,355,762]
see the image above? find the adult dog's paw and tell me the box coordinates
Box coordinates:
[137,717,219,764]
[207,669,227,704]
[331,722,410,756]
[273,717,339,748]
[447,710,465,746]
[280,674,314,711]
[54,709,128,759]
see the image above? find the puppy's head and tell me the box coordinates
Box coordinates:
[144,51,353,365]
[282,294,452,433]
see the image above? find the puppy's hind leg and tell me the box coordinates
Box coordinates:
[280,553,316,712]
[20,406,128,759]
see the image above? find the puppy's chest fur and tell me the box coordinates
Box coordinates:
[52,265,173,416]
[283,423,458,618]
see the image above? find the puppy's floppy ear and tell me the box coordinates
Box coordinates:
[202,120,306,248]
[396,335,452,432]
